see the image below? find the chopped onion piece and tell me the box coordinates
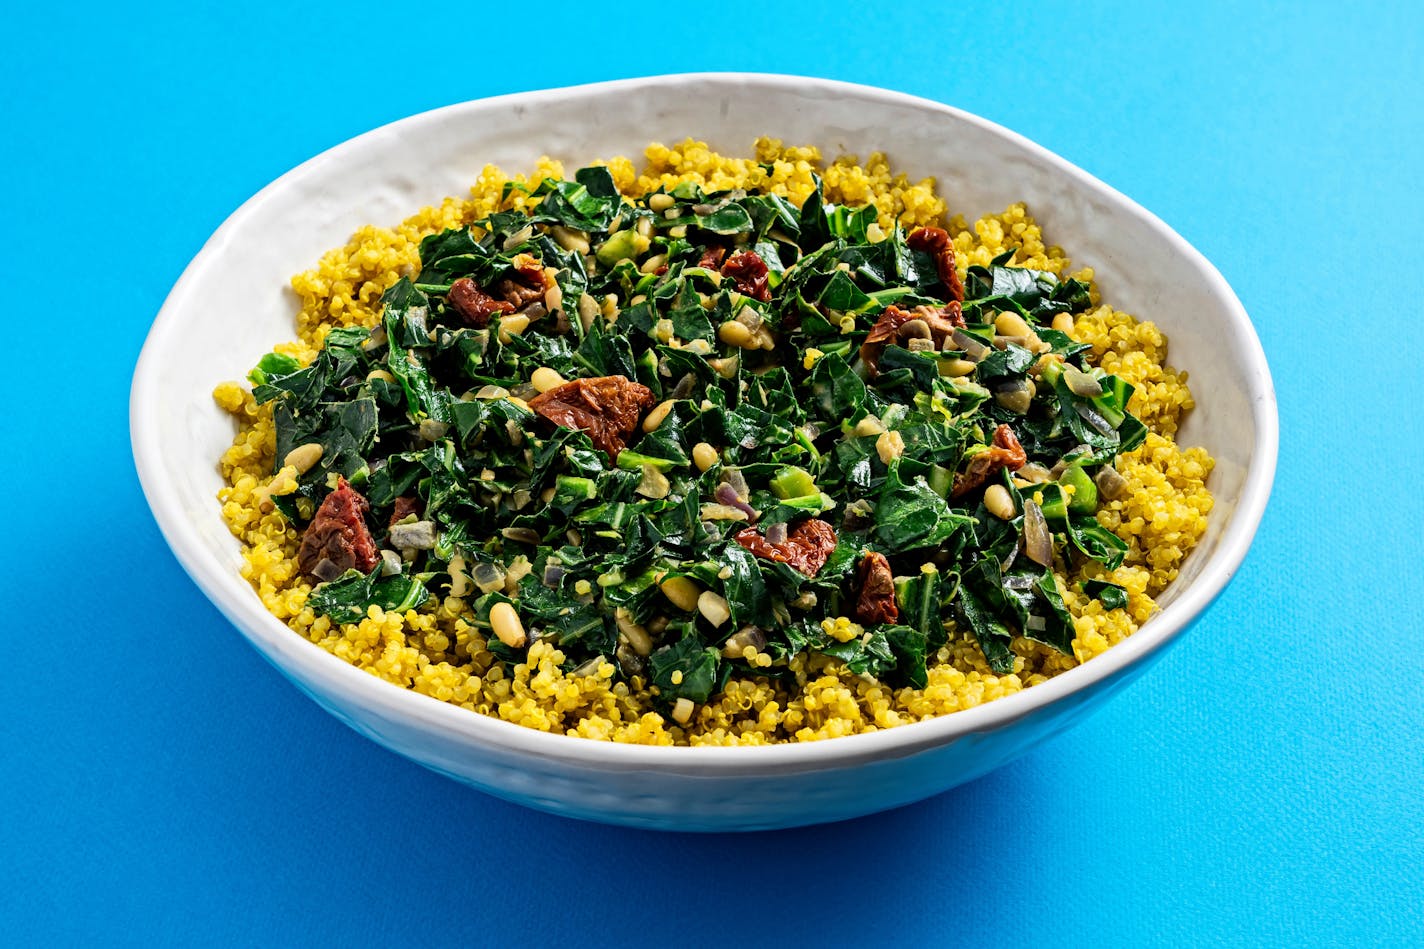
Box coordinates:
[1095,464,1129,500]
[1022,501,1053,567]
[700,502,751,522]
[714,482,757,519]
[1075,402,1116,435]
[1064,366,1104,397]
[951,329,989,361]
[765,521,788,546]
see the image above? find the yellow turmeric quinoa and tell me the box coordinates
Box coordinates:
[213,139,1213,745]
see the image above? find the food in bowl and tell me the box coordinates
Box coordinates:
[213,138,1213,745]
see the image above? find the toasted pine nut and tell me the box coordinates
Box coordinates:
[643,399,676,432]
[697,591,732,627]
[488,602,526,648]
[875,430,905,465]
[544,281,564,313]
[648,192,675,212]
[283,443,323,474]
[994,312,1033,338]
[1051,312,1075,335]
[691,442,719,471]
[498,314,530,343]
[577,293,599,331]
[984,484,1017,520]
[531,367,565,393]
[718,320,754,348]
[660,576,702,612]
[853,415,886,437]
[550,225,590,255]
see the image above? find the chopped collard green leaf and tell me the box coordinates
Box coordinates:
[252,170,1148,709]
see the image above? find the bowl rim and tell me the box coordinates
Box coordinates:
[130,72,1278,775]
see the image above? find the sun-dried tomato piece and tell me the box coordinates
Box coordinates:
[733,518,839,577]
[907,226,964,303]
[951,424,1028,498]
[528,374,655,459]
[698,246,727,270]
[859,302,965,375]
[389,495,423,529]
[854,551,898,625]
[721,249,771,302]
[447,277,514,327]
[497,253,551,309]
[297,477,380,581]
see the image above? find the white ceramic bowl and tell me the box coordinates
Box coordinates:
[131,74,1276,831]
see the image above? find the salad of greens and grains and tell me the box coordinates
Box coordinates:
[214,140,1214,745]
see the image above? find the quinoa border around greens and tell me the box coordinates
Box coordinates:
[213,139,1214,746]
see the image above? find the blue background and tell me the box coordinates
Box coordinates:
[4,2,1421,945]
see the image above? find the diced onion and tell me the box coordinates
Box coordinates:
[1064,366,1104,397]
[1022,501,1053,566]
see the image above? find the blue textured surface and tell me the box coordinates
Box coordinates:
[4,2,1421,945]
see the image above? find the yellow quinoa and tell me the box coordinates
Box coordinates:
[214,139,1214,746]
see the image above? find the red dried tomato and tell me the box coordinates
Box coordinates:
[951,424,1028,497]
[447,277,514,327]
[732,518,839,577]
[496,254,552,309]
[389,495,423,529]
[907,226,965,303]
[297,477,380,580]
[859,302,965,375]
[698,246,727,270]
[721,249,771,302]
[854,551,899,625]
[528,375,655,459]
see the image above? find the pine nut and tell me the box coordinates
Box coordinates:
[692,442,719,471]
[489,602,526,648]
[697,591,732,628]
[853,415,885,437]
[531,367,565,393]
[577,293,599,331]
[497,314,530,343]
[1051,312,1074,335]
[615,608,653,656]
[365,369,395,383]
[448,554,472,598]
[643,399,676,432]
[648,192,675,212]
[660,576,702,612]
[544,281,563,314]
[718,320,754,348]
[283,443,323,474]
[550,225,590,255]
[875,430,905,465]
[984,484,1017,520]
[639,254,667,274]
[901,318,932,339]
[994,312,1033,338]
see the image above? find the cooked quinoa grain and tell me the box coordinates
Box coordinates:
[215,139,1213,745]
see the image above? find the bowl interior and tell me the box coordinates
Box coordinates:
[133,74,1275,772]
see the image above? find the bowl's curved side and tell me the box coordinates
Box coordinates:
[131,73,1276,828]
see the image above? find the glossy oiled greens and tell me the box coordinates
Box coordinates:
[249,166,1146,708]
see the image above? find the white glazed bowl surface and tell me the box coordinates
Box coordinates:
[131,74,1277,831]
